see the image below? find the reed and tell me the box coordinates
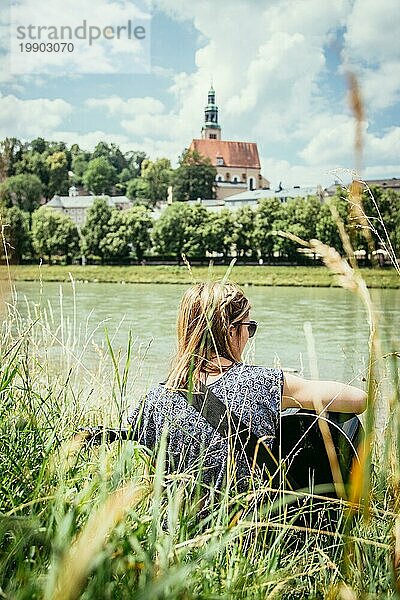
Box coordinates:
[0,229,399,598]
[1,100,400,597]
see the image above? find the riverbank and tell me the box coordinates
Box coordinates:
[0,264,399,288]
[1,288,399,598]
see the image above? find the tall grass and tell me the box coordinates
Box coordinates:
[0,228,399,599]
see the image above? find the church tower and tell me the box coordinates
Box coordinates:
[191,84,269,200]
[201,85,221,140]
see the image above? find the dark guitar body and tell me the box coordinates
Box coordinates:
[82,410,363,502]
[271,409,363,497]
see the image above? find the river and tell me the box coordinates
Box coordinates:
[12,281,399,396]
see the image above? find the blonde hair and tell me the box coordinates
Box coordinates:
[166,281,251,391]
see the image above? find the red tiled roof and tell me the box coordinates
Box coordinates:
[190,139,260,169]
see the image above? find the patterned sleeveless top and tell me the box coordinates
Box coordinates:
[128,362,283,491]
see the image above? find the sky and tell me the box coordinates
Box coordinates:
[0,0,399,188]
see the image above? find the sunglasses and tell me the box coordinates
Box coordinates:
[233,320,258,338]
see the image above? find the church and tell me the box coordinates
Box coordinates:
[189,86,269,200]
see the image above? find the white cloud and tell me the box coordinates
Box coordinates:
[86,96,165,117]
[85,95,186,141]
[344,0,400,64]
[0,0,398,184]
[367,127,400,162]
[299,114,360,165]
[52,129,184,163]
[262,157,344,189]
[342,0,400,112]
[0,94,72,138]
[53,129,130,151]
[300,114,400,172]
[363,165,400,179]
[158,0,353,142]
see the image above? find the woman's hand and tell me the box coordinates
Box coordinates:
[282,372,367,414]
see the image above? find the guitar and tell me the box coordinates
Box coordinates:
[80,410,362,498]
[271,409,363,496]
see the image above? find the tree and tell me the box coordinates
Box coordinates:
[31,208,79,263]
[361,187,400,257]
[254,198,282,259]
[83,157,117,195]
[99,210,129,261]
[234,206,257,258]
[153,202,210,262]
[289,196,321,240]
[98,206,153,263]
[0,137,24,180]
[0,206,30,263]
[125,150,148,178]
[315,196,347,253]
[116,167,134,194]
[56,213,81,264]
[29,137,48,154]
[71,151,90,185]
[141,158,173,205]
[205,208,235,259]
[0,174,42,221]
[126,178,150,202]
[14,151,50,197]
[46,151,69,197]
[173,150,216,201]
[123,205,153,263]
[92,142,128,174]
[184,204,211,258]
[81,197,112,262]
[153,202,192,263]
[271,197,321,260]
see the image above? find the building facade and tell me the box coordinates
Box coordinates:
[189,86,269,200]
[47,186,131,227]
[326,178,400,196]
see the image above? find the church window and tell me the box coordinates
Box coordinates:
[233,176,238,183]
[226,172,230,181]
[242,173,246,181]
[249,177,254,190]
[217,175,223,182]
[209,133,217,139]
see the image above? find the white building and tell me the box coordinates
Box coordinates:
[151,185,325,219]
[223,184,326,210]
[47,186,131,227]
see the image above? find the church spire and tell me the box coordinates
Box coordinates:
[201,84,221,140]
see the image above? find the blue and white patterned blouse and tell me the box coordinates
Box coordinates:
[128,362,283,490]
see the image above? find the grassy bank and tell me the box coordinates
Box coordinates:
[0,245,399,599]
[1,263,399,288]
[0,288,399,599]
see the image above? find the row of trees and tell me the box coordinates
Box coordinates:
[1,187,399,265]
[0,137,216,207]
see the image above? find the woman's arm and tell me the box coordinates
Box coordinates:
[282,372,367,414]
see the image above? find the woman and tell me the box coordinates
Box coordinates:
[129,281,366,490]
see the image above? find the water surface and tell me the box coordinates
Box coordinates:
[14,281,400,391]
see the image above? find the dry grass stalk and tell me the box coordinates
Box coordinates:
[394,517,400,593]
[50,483,146,600]
[346,72,364,174]
[338,582,358,600]
[276,230,382,515]
[345,74,376,265]
[303,321,346,498]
